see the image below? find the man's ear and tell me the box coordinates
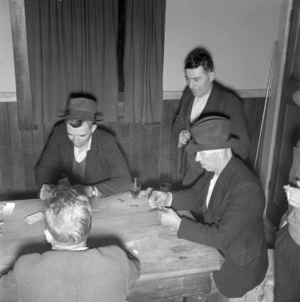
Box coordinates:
[91,124,97,133]
[209,71,215,82]
[44,229,53,243]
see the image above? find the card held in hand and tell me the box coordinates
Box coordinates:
[25,212,44,224]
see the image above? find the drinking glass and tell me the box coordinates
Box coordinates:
[130,178,142,199]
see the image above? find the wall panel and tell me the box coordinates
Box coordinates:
[0,98,264,200]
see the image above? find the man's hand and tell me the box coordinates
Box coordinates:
[148,190,172,210]
[157,208,181,231]
[178,129,191,148]
[39,184,55,200]
[284,183,300,210]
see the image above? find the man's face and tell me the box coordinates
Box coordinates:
[195,150,220,172]
[66,122,96,149]
[185,66,215,98]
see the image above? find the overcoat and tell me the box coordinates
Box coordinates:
[35,123,131,197]
[172,156,268,298]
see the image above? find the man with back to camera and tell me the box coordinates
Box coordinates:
[149,115,268,298]
[0,185,140,301]
[173,47,251,188]
[35,96,131,198]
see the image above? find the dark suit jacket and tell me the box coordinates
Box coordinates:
[35,123,131,197]
[173,82,251,160]
[172,156,268,298]
[0,246,140,302]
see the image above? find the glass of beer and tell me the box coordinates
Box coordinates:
[130,178,142,199]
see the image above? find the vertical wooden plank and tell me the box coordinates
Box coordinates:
[0,103,14,197]
[138,123,150,186]
[149,123,160,187]
[7,102,26,193]
[130,123,140,177]
[169,100,181,185]
[242,98,265,171]
[0,103,9,147]
[159,100,172,181]
[20,130,37,194]
[251,98,265,171]
[118,121,131,171]
[32,123,46,167]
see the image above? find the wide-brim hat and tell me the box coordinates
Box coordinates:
[186,115,236,153]
[58,97,103,123]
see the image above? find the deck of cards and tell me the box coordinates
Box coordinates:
[25,212,44,224]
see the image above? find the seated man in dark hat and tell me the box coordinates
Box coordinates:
[35,96,131,198]
[148,115,268,298]
[0,185,140,301]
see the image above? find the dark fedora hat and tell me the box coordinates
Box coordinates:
[58,97,103,123]
[187,115,235,153]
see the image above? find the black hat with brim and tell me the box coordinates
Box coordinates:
[58,97,103,123]
[186,115,236,154]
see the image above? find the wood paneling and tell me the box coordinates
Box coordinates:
[0,98,264,200]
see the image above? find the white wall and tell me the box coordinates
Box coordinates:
[163,0,282,92]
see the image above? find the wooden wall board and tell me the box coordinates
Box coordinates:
[159,99,173,181]
[139,123,150,186]
[169,100,181,185]
[0,98,265,200]
[7,102,26,192]
[20,130,37,196]
[0,146,14,197]
[148,123,160,186]
[117,121,131,168]
[130,122,140,178]
[0,103,10,147]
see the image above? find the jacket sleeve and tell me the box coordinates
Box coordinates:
[176,183,265,251]
[94,136,131,196]
[35,128,63,188]
[0,269,18,302]
[172,87,191,141]
[100,246,140,293]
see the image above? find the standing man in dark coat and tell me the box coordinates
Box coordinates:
[35,96,131,198]
[173,47,250,187]
[149,116,268,298]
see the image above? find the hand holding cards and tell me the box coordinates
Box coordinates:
[148,190,172,210]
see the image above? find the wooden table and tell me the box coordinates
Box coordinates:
[0,192,223,301]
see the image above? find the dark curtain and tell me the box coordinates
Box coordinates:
[25,0,119,133]
[124,0,165,123]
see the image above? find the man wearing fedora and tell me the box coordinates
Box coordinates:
[148,115,268,298]
[35,96,131,198]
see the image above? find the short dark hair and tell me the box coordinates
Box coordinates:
[44,185,92,245]
[184,48,214,72]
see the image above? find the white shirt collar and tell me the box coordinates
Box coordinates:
[74,137,92,163]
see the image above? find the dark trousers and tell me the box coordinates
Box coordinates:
[275,224,300,302]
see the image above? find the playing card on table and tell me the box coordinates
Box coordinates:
[0,202,15,215]
[25,212,44,224]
